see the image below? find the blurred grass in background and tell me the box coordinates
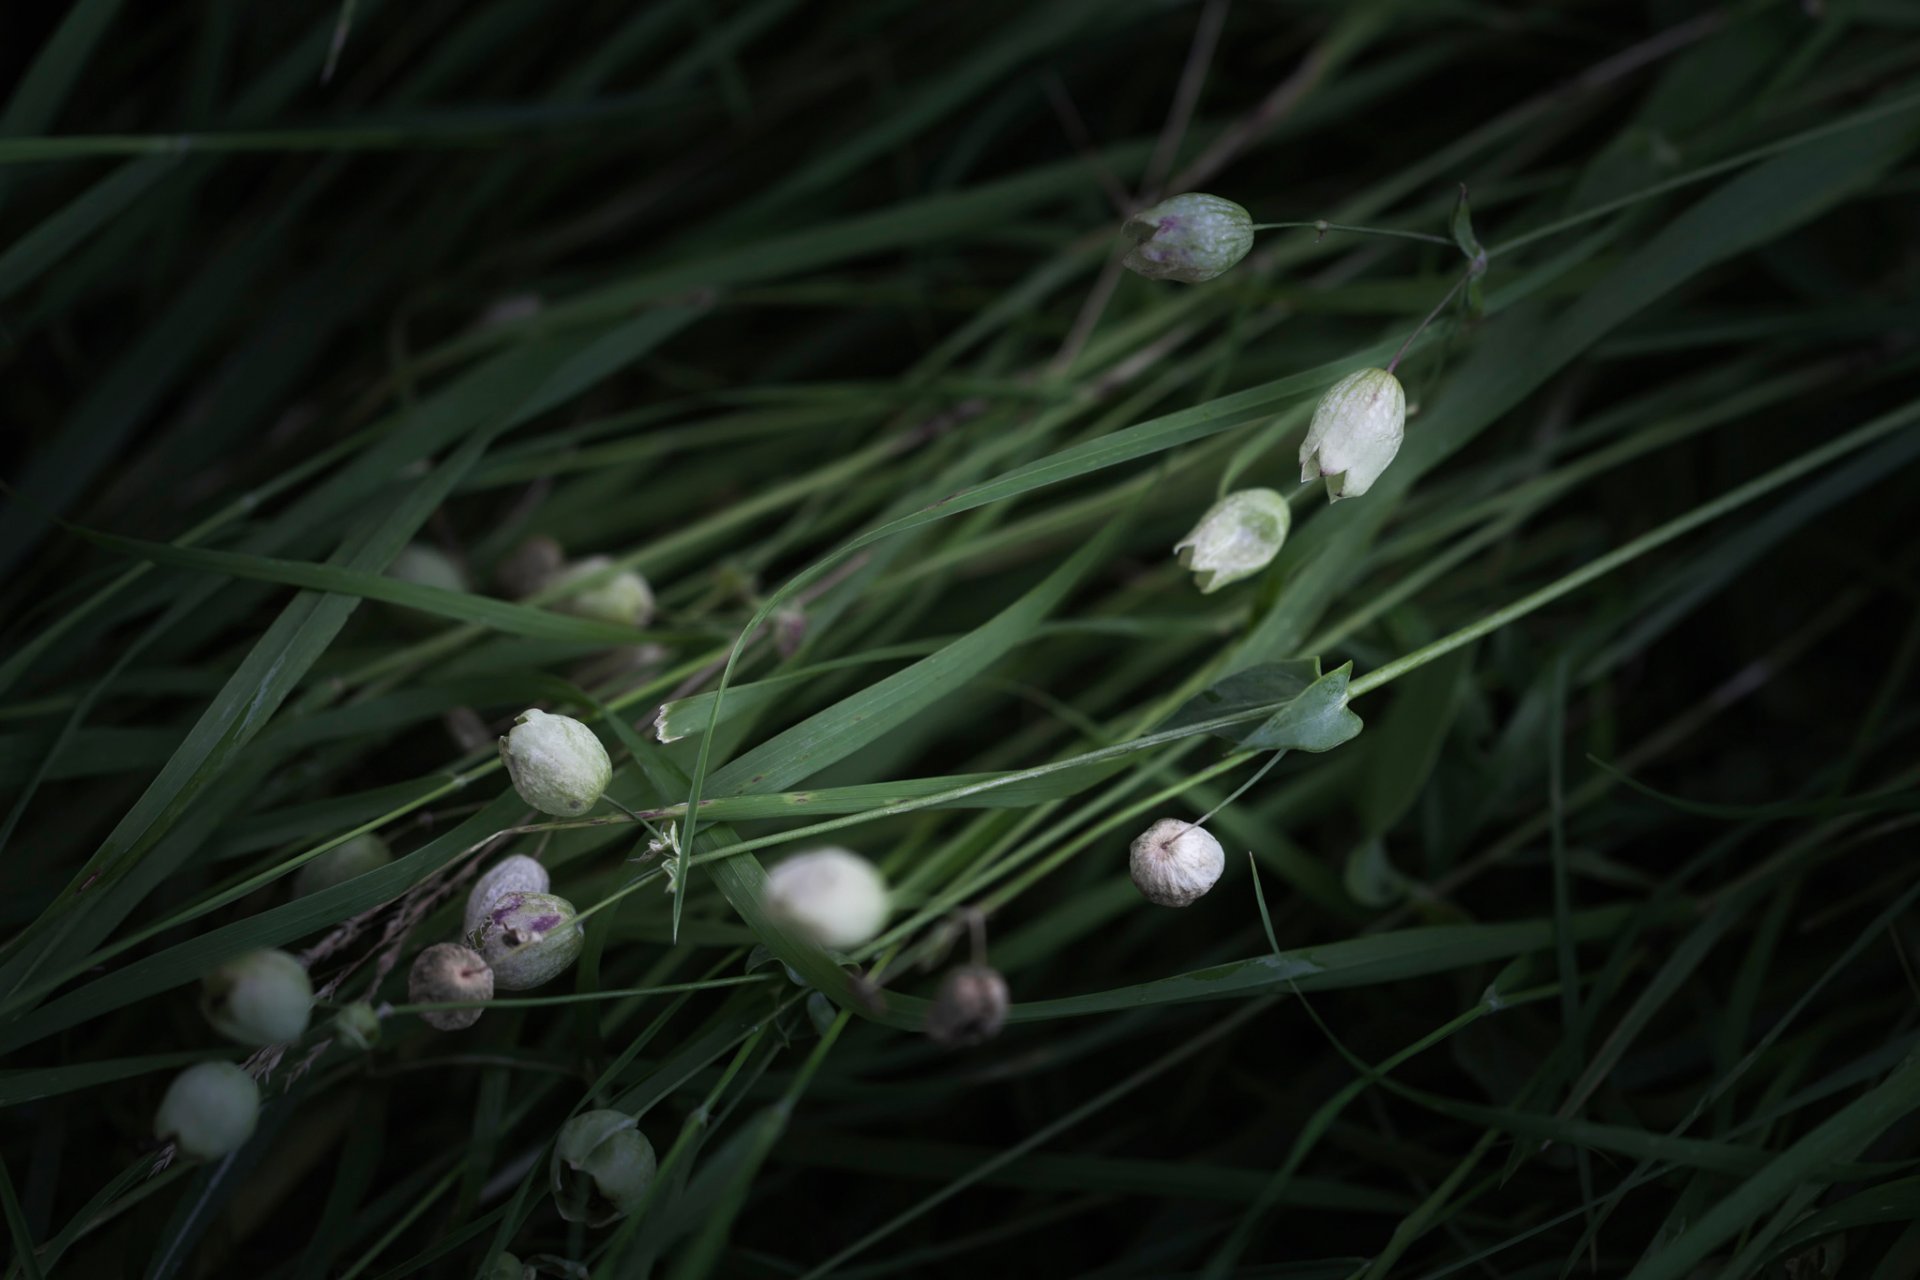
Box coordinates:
[3,0,1920,1275]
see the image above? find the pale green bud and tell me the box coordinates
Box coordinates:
[500,709,612,816]
[475,891,584,990]
[1174,488,1290,593]
[201,949,313,1045]
[552,1110,657,1226]
[386,542,468,593]
[762,848,890,951]
[293,832,392,897]
[1121,193,1254,283]
[154,1061,259,1159]
[553,555,655,627]
[1299,368,1407,501]
[408,942,493,1030]
[483,1254,528,1280]
[1129,819,1224,907]
[333,1002,382,1050]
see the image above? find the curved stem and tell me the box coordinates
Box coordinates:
[1387,266,1475,375]
[1250,219,1455,247]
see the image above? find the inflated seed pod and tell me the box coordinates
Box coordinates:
[408,943,493,1030]
[1120,193,1255,283]
[464,854,551,941]
[1298,367,1407,501]
[475,891,584,990]
[551,1110,656,1226]
[552,555,655,627]
[154,1061,259,1159]
[762,848,890,951]
[293,832,392,897]
[1174,489,1291,594]
[499,709,612,816]
[332,1002,382,1050]
[201,949,313,1045]
[386,542,469,593]
[1129,818,1225,907]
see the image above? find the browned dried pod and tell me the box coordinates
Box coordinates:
[409,943,493,1030]
[496,534,565,599]
[925,964,1009,1048]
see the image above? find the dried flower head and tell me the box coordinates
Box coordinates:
[1174,488,1291,593]
[201,949,313,1045]
[926,964,1011,1048]
[762,848,890,951]
[1129,819,1225,907]
[1299,368,1407,501]
[408,942,494,1030]
[496,534,565,599]
[1121,193,1255,283]
[500,708,612,816]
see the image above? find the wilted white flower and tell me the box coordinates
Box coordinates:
[1174,488,1290,593]
[553,556,655,627]
[1299,368,1407,501]
[1121,193,1255,283]
[762,848,890,951]
[154,1062,259,1159]
[1129,819,1225,907]
[500,709,612,816]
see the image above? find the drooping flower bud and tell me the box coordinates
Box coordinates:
[1121,193,1254,283]
[762,848,890,951]
[926,964,1011,1048]
[1299,368,1407,501]
[155,1061,259,1159]
[409,943,494,1029]
[293,832,392,897]
[464,854,551,940]
[332,1002,382,1050]
[553,556,655,627]
[1174,488,1291,594]
[201,949,313,1045]
[500,708,612,816]
[386,542,469,593]
[475,891,585,990]
[1129,819,1225,907]
[552,1110,657,1226]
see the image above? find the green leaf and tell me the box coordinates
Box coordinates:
[1164,660,1365,754]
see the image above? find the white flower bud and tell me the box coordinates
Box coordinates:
[552,1110,656,1226]
[201,949,313,1045]
[155,1061,259,1159]
[553,556,655,627]
[386,542,468,593]
[293,832,391,897]
[1299,368,1407,501]
[1174,488,1290,594]
[1129,819,1225,907]
[762,848,890,951]
[464,854,551,940]
[926,964,1011,1048]
[500,709,612,816]
[1121,193,1254,283]
[409,943,494,1030]
[475,891,584,990]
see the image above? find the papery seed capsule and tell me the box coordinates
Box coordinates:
[1299,368,1407,501]
[500,709,612,816]
[551,1110,656,1226]
[154,1061,259,1159]
[293,832,392,897]
[1121,193,1255,283]
[201,949,313,1045]
[475,891,584,990]
[553,555,655,627]
[1129,819,1225,907]
[762,848,890,951]
[464,854,551,940]
[1174,488,1291,593]
[926,964,1011,1048]
[408,943,494,1030]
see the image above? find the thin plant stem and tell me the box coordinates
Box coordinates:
[1250,219,1456,248]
